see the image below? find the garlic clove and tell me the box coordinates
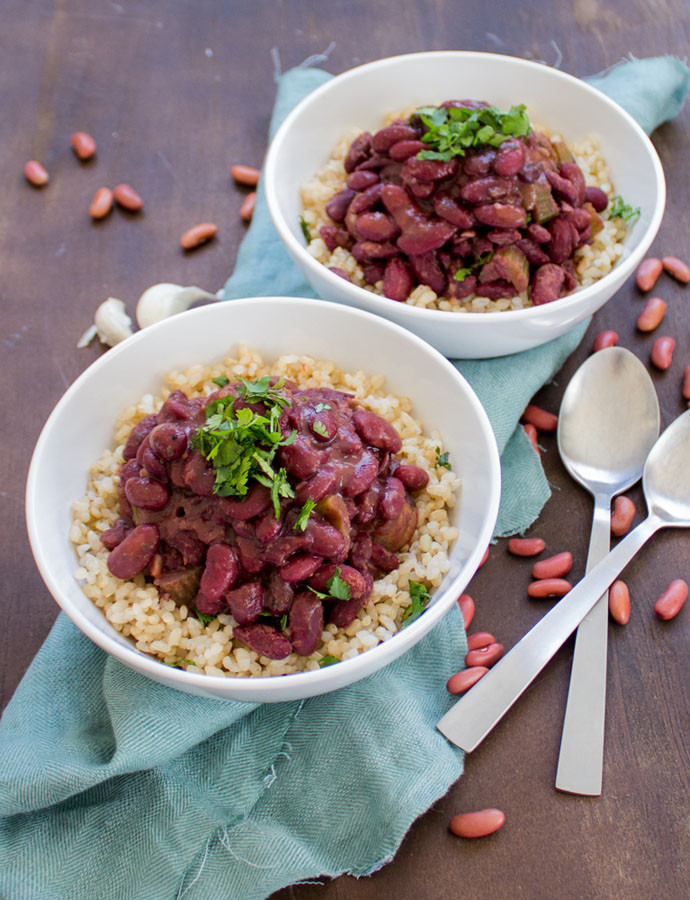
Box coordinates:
[136,283,220,329]
[93,297,134,346]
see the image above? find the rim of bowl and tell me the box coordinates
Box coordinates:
[265,50,666,326]
[26,296,501,696]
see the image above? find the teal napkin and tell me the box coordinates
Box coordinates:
[1,56,687,900]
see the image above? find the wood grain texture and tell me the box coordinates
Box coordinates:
[1,2,688,899]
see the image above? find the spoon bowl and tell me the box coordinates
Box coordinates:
[644,408,690,525]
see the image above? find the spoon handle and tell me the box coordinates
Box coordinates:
[437,515,660,753]
[555,493,612,795]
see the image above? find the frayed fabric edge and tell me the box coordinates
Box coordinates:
[271,41,336,83]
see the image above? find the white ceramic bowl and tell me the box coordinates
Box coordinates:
[265,51,665,358]
[26,298,500,702]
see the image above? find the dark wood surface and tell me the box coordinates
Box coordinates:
[2,2,688,899]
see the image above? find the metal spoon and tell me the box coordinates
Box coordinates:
[555,348,659,796]
[437,410,690,754]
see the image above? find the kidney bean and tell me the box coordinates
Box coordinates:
[559,163,586,206]
[654,579,688,620]
[181,451,215,496]
[532,551,572,579]
[345,170,379,191]
[107,523,160,579]
[125,477,169,510]
[227,581,264,624]
[682,366,690,401]
[231,164,260,186]
[531,262,566,305]
[479,546,490,567]
[546,216,575,264]
[493,138,526,176]
[486,228,520,246]
[508,537,545,556]
[349,533,373,570]
[198,543,239,601]
[339,452,376,499]
[344,132,372,172]
[449,273,477,300]
[294,467,337,506]
[522,404,558,432]
[262,572,294,615]
[608,496,635,537]
[100,518,132,551]
[287,592,324,655]
[381,184,456,255]
[329,267,352,282]
[279,553,323,583]
[309,521,348,560]
[328,596,363,628]
[388,139,426,161]
[89,187,113,220]
[219,482,272,521]
[593,330,619,352]
[584,186,608,212]
[362,262,385,285]
[523,423,539,455]
[515,238,549,267]
[635,258,662,292]
[139,446,169,483]
[383,257,414,301]
[355,155,390,172]
[356,482,382,524]
[449,809,505,839]
[467,631,496,651]
[459,176,513,204]
[122,414,157,460]
[309,563,370,601]
[433,194,474,229]
[280,435,324,480]
[526,223,552,244]
[369,540,399,573]
[463,148,496,176]
[180,222,217,250]
[608,580,630,625]
[353,407,402,453]
[113,184,143,211]
[379,476,406,521]
[193,590,223,615]
[372,124,419,152]
[376,496,418,552]
[446,666,489,695]
[457,593,475,629]
[325,188,357,224]
[545,169,578,206]
[252,509,281,545]
[465,642,504,668]
[393,465,429,491]
[475,280,517,299]
[355,211,399,242]
[351,240,399,262]
[234,622,292,659]
[148,423,187,461]
[636,296,666,332]
[474,203,527,229]
[528,578,572,598]
[24,160,49,186]
[239,192,256,222]
[650,336,675,370]
[661,255,690,283]
[69,131,96,160]
[167,530,205,566]
[408,250,446,294]
[403,156,460,182]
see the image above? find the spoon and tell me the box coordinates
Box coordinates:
[555,348,659,796]
[437,410,690,754]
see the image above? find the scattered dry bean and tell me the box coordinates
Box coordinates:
[635,257,662,292]
[179,222,218,250]
[608,580,630,625]
[661,255,690,284]
[682,366,690,401]
[531,551,573,580]
[113,184,143,211]
[89,187,113,220]
[231,164,260,186]
[479,546,489,567]
[466,631,495,651]
[636,296,666,332]
[611,496,635,537]
[522,404,558,432]
[457,593,475,629]
[650,336,675,370]
[240,191,256,221]
[465,642,504,668]
[508,537,546,557]
[449,809,505,839]
[70,131,96,160]
[654,579,688,620]
[523,423,539,455]
[24,160,49,186]
[593,330,619,352]
[446,666,488,695]
[528,578,572,598]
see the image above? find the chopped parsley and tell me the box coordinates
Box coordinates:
[212,374,229,387]
[294,498,316,531]
[312,420,329,438]
[190,377,296,516]
[280,613,289,632]
[299,215,312,242]
[318,655,339,668]
[162,658,197,668]
[453,249,494,282]
[452,267,473,283]
[435,448,451,469]
[415,103,531,162]
[314,403,331,412]
[401,581,431,627]
[308,567,352,601]
[195,611,217,625]
[608,195,640,222]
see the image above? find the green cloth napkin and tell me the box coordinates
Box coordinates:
[1,56,687,900]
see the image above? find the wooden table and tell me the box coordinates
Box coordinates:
[2,3,688,898]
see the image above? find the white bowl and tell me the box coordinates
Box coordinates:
[265,51,665,358]
[26,298,500,702]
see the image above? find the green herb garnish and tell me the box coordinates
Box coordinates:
[162,658,197,668]
[319,655,339,668]
[312,420,329,438]
[326,568,351,601]
[415,103,531,162]
[314,403,331,413]
[452,250,493,281]
[608,195,640,222]
[280,613,288,632]
[308,586,329,599]
[195,611,217,625]
[294,498,316,531]
[212,374,229,387]
[452,267,473,283]
[401,581,431,627]
[299,215,312,243]
[435,448,451,469]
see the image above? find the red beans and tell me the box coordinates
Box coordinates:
[522,404,558,432]
[113,183,143,211]
[584,186,608,212]
[231,164,260,186]
[124,477,169,510]
[446,666,489,695]
[287,592,324,655]
[654,579,688,620]
[70,131,97,160]
[636,296,666,332]
[24,160,49,186]
[233,622,291,659]
[531,551,573,580]
[352,407,402,453]
[528,578,572,598]
[661,255,690,283]
[650,336,675,370]
[180,222,218,250]
[611,496,635,537]
[449,809,505,838]
[479,546,489,567]
[239,191,257,222]
[200,543,239,601]
[457,593,475,629]
[149,423,188,460]
[89,187,113,220]
[466,631,495,651]
[593,330,619,352]
[394,465,430,491]
[508,537,545,557]
[465,642,504,668]
[107,524,160,579]
[523,423,539,454]
[279,553,324,583]
[635,257,662,292]
[608,580,630,625]
[226,583,264,624]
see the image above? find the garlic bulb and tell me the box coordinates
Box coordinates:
[136,283,220,329]
[77,297,134,348]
